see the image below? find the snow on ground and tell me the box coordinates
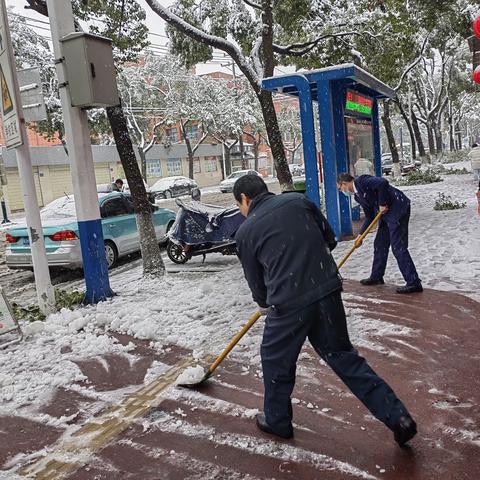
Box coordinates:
[334,173,480,301]
[0,173,478,422]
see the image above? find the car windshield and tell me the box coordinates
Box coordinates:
[152,176,189,189]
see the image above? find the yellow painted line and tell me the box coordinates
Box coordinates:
[17,355,202,480]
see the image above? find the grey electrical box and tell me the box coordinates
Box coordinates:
[60,32,119,108]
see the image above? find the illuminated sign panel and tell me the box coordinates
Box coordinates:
[345,90,373,116]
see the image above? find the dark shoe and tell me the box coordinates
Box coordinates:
[393,415,417,447]
[255,413,293,439]
[360,277,385,286]
[396,284,423,294]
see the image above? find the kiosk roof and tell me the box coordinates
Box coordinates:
[262,63,396,101]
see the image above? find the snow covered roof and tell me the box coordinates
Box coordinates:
[262,63,396,102]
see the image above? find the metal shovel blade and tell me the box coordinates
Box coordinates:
[177,369,212,388]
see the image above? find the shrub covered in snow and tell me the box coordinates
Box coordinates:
[395,169,443,186]
[433,193,467,211]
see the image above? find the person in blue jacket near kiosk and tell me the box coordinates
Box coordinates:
[337,173,422,294]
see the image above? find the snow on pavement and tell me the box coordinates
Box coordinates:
[334,173,480,301]
[0,173,478,424]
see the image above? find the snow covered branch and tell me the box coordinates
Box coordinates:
[143,0,260,89]
[241,0,261,10]
[273,30,377,57]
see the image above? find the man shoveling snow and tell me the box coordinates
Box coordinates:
[233,175,417,447]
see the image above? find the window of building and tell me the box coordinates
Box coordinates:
[166,158,183,175]
[185,124,199,140]
[166,127,179,143]
[204,156,218,173]
[146,159,162,177]
[193,157,201,174]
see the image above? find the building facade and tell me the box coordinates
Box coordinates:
[0,143,223,212]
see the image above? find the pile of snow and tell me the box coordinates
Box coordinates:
[175,365,206,385]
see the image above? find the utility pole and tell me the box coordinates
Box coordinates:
[46,0,113,303]
[0,0,55,314]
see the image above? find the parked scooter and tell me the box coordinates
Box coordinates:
[166,199,244,264]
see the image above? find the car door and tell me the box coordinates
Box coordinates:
[173,178,189,197]
[100,196,135,255]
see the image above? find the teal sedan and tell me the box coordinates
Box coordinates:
[5,192,176,270]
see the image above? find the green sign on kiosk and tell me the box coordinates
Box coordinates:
[345,89,373,116]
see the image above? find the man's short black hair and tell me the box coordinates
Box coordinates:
[337,173,355,184]
[115,178,124,185]
[233,174,268,202]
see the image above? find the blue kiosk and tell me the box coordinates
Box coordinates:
[262,63,395,239]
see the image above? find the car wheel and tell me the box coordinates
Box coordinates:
[191,188,201,201]
[166,240,188,264]
[104,240,118,269]
[165,190,172,199]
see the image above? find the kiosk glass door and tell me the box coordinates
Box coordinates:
[346,117,375,176]
[345,90,375,177]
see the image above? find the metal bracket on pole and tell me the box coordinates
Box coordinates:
[0,287,23,350]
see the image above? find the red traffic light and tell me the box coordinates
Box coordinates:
[474,65,480,84]
[474,16,480,38]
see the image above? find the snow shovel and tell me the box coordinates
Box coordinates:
[178,310,262,387]
[337,210,383,269]
[178,211,383,388]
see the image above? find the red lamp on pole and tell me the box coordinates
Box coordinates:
[474,66,480,84]
[474,15,480,39]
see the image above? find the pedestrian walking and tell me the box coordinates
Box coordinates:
[233,175,417,446]
[337,173,422,294]
[468,144,480,181]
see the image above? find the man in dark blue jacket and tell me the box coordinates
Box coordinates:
[233,175,416,446]
[337,173,422,294]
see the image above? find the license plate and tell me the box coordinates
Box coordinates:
[22,238,30,246]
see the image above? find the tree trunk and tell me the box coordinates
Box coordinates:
[411,111,426,160]
[138,148,148,181]
[258,90,293,190]
[239,135,248,170]
[180,123,195,179]
[397,102,416,160]
[382,101,401,176]
[427,124,436,156]
[225,146,232,176]
[106,104,165,278]
[434,124,443,153]
[456,125,462,150]
[253,138,259,172]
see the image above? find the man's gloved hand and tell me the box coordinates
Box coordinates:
[354,236,363,249]
[258,306,269,316]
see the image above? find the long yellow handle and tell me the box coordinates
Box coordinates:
[337,211,383,269]
[207,310,262,375]
[205,210,383,377]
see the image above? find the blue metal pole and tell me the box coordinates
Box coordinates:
[47,0,113,304]
[331,84,352,237]
[317,80,341,239]
[372,99,382,177]
[261,75,320,207]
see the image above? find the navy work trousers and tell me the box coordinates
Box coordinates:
[261,291,410,436]
[371,206,420,286]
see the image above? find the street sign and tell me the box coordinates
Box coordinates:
[18,67,47,122]
[0,286,22,348]
[0,0,23,148]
